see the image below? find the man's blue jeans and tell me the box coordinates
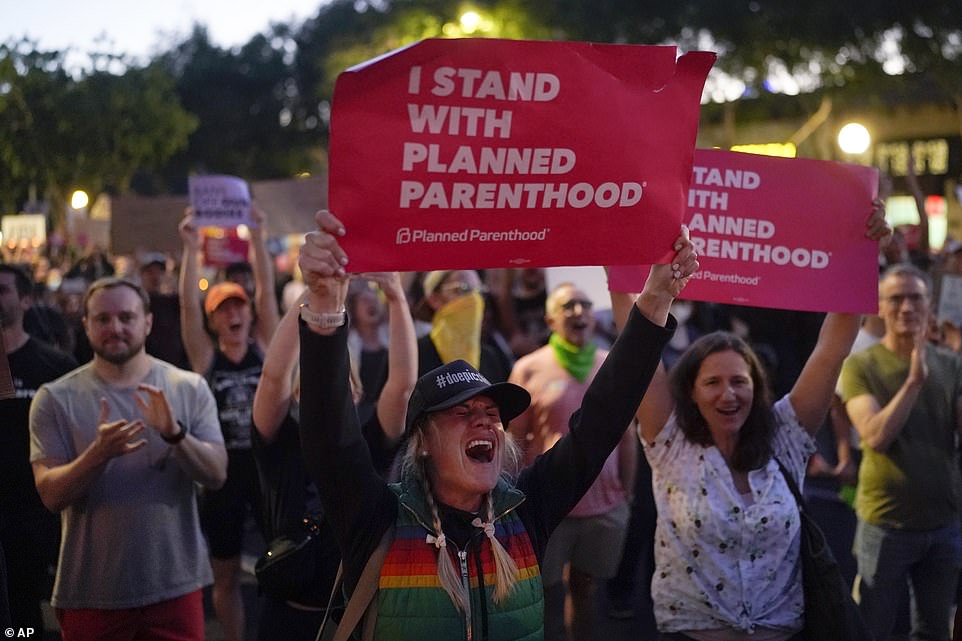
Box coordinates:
[854,519,962,641]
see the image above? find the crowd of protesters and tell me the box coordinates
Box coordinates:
[4,190,962,641]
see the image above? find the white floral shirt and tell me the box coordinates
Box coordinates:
[644,396,815,635]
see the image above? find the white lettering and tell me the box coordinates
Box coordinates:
[427,68,560,101]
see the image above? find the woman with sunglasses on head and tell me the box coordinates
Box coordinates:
[296,209,697,641]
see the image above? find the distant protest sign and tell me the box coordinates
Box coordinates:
[189,175,253,228]
[2,214,46,247]
[329,38,715,272]
[608,149,880,314]
[203,229,250,268]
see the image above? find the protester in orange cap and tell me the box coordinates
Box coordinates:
[178,205,279,641]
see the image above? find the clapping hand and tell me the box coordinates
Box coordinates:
[135,384,180,440]
[92,398,146,462]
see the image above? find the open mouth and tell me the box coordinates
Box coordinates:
[465,439,494,463]
[229,322,243,332]
[717,406,741,416]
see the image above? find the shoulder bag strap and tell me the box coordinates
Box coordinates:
[320,523,394,641]
[775,457,805,511]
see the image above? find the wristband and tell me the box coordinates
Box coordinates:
[161,420,187,445]
[299,304,346,329]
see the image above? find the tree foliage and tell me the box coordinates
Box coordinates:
[152,25,321,193]
[523,0,961,106]
[0,39,196,212]
[1,0,959,213]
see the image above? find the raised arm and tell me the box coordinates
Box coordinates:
[519,228,697,528]
[297,210,392,552]
[485,268,523,354]
[906,147,930,256]
[252,297,301,444]
[178,211,213,374]
[362,272,417,442]
[248,204,281,350]
[788,312,861,435]
[790,199,891,435]
[607,266,680,444]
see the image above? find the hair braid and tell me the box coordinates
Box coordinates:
[421,474,469,613]
[481,493,519,604]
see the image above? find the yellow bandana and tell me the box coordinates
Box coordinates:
[430,291,484,369]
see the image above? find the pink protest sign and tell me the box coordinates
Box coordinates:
[608,149,880,314]
[203,230,250,268]
[329,38,715,272]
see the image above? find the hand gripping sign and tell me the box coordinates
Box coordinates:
[608,149,881,314]
[329,38,715,272]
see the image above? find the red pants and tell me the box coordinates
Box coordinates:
[56,590,204,641]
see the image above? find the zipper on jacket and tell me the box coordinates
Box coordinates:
[459,549,473,641]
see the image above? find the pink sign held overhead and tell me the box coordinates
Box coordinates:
[608,149,881,314]
[329,38,715,272]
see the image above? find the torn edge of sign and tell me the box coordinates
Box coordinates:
[560,42,715,96]
[345,40,422,73]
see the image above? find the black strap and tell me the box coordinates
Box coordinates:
[315,524,395,641]
[775,457,806,512]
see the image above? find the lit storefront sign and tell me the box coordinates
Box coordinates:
[874,138,958,177]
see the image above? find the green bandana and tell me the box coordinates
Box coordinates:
[549,332,597,383]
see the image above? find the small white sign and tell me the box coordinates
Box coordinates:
[188,175,252,228]
[938,274,962,329]
[2,214,46,246]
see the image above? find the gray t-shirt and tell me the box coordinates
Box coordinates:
[29,357,224,608]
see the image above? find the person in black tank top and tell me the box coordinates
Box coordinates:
[178,206,280,641]
[250,271,417,641]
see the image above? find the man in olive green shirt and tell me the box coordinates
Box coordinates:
[841,263,962,641]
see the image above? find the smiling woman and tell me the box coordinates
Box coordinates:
[295,209,697,641]
[632,201,891,640]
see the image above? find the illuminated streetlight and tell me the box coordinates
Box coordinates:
[838,123,871,155]
[459,11,482,34]
[70,190,89,210]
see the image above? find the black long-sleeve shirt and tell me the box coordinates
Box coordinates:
[299,305,674,593]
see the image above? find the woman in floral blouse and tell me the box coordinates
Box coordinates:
[634,205,889,641]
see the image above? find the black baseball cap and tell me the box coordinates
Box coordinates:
[406,360,530,434]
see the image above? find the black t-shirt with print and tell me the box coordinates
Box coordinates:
[1,337,77,515]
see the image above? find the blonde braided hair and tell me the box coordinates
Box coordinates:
[476,492,520,604]
[402,417,522,609]
[420,473,471,612]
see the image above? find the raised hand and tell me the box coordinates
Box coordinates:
[178,209,201,251]
[299,210,350,311]
[644,225,699,301]
[360,272,405,303]
[93,398,146,462]
[908,327,929,387]
[250,202,266,230]
[635,226,699,326]
[866,198,892,245]
[134,383,179,440]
